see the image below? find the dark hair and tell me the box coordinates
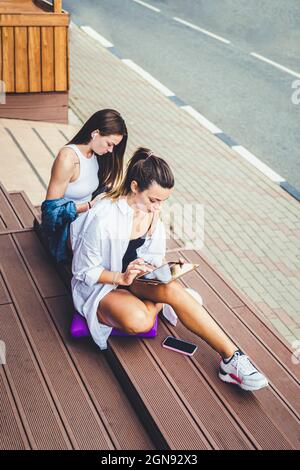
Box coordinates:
[107,147,174,200]
[68,109,128,192]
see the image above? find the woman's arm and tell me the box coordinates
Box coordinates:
[46,148,89,214]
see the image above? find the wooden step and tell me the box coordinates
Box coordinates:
[2,186,299,450]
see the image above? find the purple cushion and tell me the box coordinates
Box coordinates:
[70,311,158,338]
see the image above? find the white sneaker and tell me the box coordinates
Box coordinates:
[219,350,269,391]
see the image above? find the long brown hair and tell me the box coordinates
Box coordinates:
[68,109,128,192]
[106,147,174,201]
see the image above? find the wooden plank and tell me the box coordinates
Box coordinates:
[0,365,30,450]
[28,26,41,92]
[107,336,212,450]
[0,91,68,123]
[8,191,36,228]
[146,318,296,449]
[0,303,71,449]
[54,26,67,91]
[53,0,62,14]
[233,306,300,381]
[164,312,300,449]
[0,270,11,305]
[0,14,69,27]
[14,231,67,298]
[0,184,22,231]
[46,295,155,450]
[41,26,54,92]
[167,260,300,418]
[10,190,41,224]
[143,321,254,450]
[0,234,116,449]
[2,26,14,92]
[15,26,29,92]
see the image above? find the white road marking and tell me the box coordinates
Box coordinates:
[250,52,300,79]
[132,0,161,13]
[122,59,175,96]
[81,26,114,48]
[173,17,231,44]
[232,145,285,183]
[181,105,222,134]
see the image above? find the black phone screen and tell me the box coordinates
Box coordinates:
[163,336,197,354]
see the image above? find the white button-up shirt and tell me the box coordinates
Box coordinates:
[70,196,169,350]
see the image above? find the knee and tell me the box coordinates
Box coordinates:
[122,310,155,335]
[162,280,183,302]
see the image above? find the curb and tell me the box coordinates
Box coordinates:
[73,22,300,203]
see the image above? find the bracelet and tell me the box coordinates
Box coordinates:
[88,201,91,209]
[112,271,119,286]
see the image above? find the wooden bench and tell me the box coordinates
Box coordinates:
[0,182,299,450]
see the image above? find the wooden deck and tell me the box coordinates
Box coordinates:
[0,182,299,450]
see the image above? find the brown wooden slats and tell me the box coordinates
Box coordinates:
[0,365,30,450]
[15,26,28,92]
[2,26,14,92]
[142,321,254,450]
[151,319,296,450]
[0,15,69,27]
[169,263,300,417]
[53,1,62,16]
[8,191,36,228]
[233,305,300,382]
[167,239,300,381]
[46,295,155,450]
[1,190,155,450]
[28,26,41,92]
[54,26,68,91]
[0,303,71,449]
[0,184,22,231]
[0,271,11,305]
[0,234,115,450]
[0,25,68,93]
[2,187,299,450]
[41,26,54,92]
[108,335,212,450]
[160,316,299,450]
[14,231,67,298]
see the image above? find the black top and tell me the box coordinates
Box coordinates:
[121,214,154,272]
[122,236,146,272]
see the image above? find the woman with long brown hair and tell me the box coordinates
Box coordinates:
[40,109,127,262]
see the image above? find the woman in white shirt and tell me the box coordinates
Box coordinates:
[71,148,268,391]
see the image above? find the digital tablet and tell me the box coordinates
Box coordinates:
[135,261,200,284]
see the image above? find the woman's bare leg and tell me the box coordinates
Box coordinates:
[129,280,237,359]
[97,288,162,334]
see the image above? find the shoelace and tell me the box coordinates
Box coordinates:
[232,353,257,377]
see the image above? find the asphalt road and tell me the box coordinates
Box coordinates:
[62,0,300,190]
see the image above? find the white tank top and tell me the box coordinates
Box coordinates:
[63,144,99,205]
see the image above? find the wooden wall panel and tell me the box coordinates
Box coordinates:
[54,26,67,91]
[15,26,29,92]
[28,26,41,92]
[41,26,54,91]
[2,26,14,92]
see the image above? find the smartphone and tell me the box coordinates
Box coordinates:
[162,336,198,356]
